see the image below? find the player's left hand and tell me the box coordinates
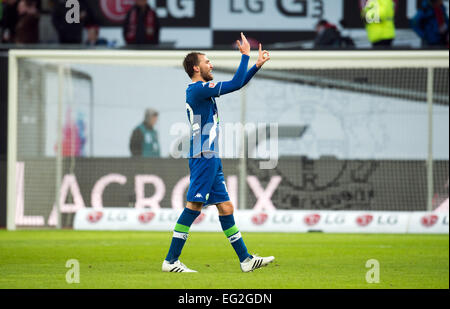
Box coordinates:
[256,44,270,68]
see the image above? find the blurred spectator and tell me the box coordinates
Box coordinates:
[123,0,160,45]
[52,0,88,44]
[411,0,449,48]
[15,0,39,44]
[85,24,108,46]
[130,108,161,158]
[1,0,19,43]
[361,0,396,47]
[313,19,355,48]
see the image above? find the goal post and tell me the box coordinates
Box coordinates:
[6,49,449,230]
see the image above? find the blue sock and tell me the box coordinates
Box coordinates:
[219,214,252,263]
[165,208,201,264]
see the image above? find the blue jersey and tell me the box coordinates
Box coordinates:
[186,81,222,157]
[185,55,260,158]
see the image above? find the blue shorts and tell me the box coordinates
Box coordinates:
[186,155,230,207]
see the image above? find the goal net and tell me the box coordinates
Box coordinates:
[7,50,449,229]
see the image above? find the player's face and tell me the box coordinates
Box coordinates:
[198,55,214,82]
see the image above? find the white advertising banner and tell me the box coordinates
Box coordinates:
[211,0,343,30]
[74,208,449,234]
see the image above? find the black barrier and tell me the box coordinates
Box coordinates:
[0,51,7,228]
[15,157,448,227]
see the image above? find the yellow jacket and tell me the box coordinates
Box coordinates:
[362,0,396,43]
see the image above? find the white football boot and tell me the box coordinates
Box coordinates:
[162,260,198,273]
[240,255,275,273]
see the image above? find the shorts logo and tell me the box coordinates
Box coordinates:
[195,193,203,199]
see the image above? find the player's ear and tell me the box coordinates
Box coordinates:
[193,65,200,74]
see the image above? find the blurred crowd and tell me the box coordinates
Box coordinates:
[314,0,449,49]
[0,0,448,48]
[0,0,160,46]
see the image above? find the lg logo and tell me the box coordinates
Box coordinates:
[230,0,324,19]
[276,0,308,17]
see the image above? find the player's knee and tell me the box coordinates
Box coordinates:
[217,202,234,216]
[186,202,203,212]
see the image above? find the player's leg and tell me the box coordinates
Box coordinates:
[209,159,274,272]
[162,156,216,273]
[216,201,275,272]
[162,202,202,272]
[216,201,251,262]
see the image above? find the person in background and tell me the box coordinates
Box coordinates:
[411,0,449,48]
[52,0,88,44]
[129,108,161,158]
[361,0,396,48]
[15,0,39,44]
[1,0,18,43]
[85,24,108,46]
[123,0,160,46]
[313,19,355,48]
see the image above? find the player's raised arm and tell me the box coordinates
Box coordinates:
[195,33,251,99]
[242,43,271,87]
[214,32,252,96]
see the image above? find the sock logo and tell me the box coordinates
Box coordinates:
[228,232,242,244]
[173,231,188,240]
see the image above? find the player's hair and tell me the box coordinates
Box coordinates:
[183,52,205,78]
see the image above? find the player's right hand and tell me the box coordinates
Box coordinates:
[237,32,251,56]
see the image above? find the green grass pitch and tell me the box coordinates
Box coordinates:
[0,230,448,289]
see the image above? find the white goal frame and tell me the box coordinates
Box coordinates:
[7,49,449,230]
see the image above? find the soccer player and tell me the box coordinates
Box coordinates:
[162,33,275,273]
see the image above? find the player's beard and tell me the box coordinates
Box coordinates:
[200,68,213,82]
